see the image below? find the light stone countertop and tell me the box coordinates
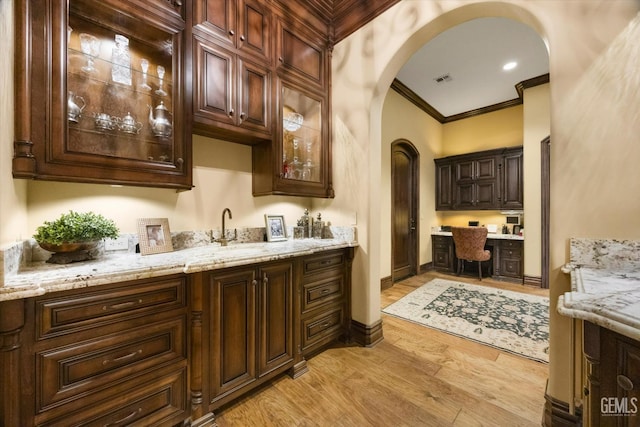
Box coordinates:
[0,238,358,302]
[431,231,524,240]
[557,238,640,341]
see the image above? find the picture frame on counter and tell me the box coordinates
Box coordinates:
[265,214,287,242]
[137,218,173,255]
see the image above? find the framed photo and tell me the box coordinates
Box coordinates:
[264,214,287,242]
[137,218,173,255]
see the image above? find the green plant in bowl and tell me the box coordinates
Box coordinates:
[33,211,120,253]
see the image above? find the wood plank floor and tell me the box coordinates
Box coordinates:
[215,271,549,426]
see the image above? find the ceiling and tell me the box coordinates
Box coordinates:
[394,17,549,122]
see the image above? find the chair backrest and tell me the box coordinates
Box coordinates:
[451,226,489,261]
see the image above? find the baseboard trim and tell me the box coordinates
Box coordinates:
[524,275,543,288]
[380,276,393,290]
[420,262,433,273]
[350,319,384,347]
[543,392,582,427]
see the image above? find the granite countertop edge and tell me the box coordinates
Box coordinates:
[557,265,640,341]
[0,239,358,302]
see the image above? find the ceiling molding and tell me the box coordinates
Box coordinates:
[332,0,401,42]
[391,73,550,124]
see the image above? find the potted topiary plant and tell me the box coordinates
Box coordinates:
[33,211,120,264]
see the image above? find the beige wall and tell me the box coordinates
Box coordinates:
[331,0,639,414]
[380,89,442,279]
[523,83,550,278]
[441,105,523,156]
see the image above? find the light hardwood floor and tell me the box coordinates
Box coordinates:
[215,271,549,426]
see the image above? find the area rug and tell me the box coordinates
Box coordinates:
[382,278,549,363]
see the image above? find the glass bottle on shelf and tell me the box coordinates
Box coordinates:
[111,34,132,85]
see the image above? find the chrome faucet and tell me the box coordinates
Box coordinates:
[215,208,237,246]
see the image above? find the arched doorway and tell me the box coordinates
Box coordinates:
[391,139,419,282]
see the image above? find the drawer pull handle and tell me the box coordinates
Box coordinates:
[103,299,142,311]
[322,322,331,327]
[105,407,142,426]
[103,349,142,365]
[320,260,331,265]
[321,289,331,294]
[617,375,635,391]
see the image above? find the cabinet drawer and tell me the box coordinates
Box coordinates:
[432,235,451,247]
[37,366,187,427]
[301,305,345,352]
[36,276,187,339]
[37,317,186,411]
[302,275,344,313]
[301,252,345,277]
[500,240,522,250]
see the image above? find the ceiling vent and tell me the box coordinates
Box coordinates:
[434,73,452,84]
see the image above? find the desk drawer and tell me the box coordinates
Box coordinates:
[37,317,186,411]
[36,276,186,339]
[500,239,522,250]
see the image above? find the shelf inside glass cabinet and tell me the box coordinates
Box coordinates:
[66,14,175,164]
[281,87,322,183]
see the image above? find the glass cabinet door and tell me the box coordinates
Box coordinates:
[13,0,191,190]
[281,86,322,184]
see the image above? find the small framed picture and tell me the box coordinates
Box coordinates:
[137,218,173,255]
[264,214,287,242]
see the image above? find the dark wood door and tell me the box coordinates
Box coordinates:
[435,161,453,210]
[392,141,419,281]
[208,267,257,403]
[501,148,524,209]
[257,262,294,377]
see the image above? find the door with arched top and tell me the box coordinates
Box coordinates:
[392,140,419,282]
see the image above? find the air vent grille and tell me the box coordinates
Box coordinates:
[434,73,452,84]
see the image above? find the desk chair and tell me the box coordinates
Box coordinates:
[451,226,491,280]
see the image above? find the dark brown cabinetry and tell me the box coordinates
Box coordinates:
[432,234,455,272]
[6,275,189,426]
[191,0,273,142]
[494,239,524,279]
[298,249,353,358]
[198,260,295,412]
[583,321,640,426]
[431,235,523,281]
[14,0,192,189]
[252,17,333,197]
[435,147,523,211]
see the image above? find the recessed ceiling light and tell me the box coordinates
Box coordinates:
[503,61,518,71]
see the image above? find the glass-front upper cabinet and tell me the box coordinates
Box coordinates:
[252,81,332,198]
[13,0,192,190]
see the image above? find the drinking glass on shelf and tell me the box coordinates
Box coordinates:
[79,33,100,73]
[155,65,167,96]
[139,58,152,91]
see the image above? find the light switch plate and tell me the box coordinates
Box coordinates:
[104,236,128,251]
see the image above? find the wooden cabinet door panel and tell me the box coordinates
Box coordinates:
[277,24,324,86]
[238,0,271,60]
[435,162,453,210]
[208,268,257,401]
[258,262,294,377]
[502,149,524,209]
[455,183,475,209]
[456,161,474,181]
[238,58,271,133]
[475,181,497,208]
[476,157,497,179]
[194,0,236,47]
[194,38,236,127]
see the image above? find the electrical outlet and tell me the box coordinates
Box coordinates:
[104,236,129,251]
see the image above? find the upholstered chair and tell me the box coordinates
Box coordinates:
[451,226,491,280]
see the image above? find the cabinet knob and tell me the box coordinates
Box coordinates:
[278,57,284,62]
[240,112,246,119]
[251,279,257,287]
[229,30,235,36]
[617,375,635,391]
[228,108,234,117]
[240,35,245,41]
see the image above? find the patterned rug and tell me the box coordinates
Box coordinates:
[382,278,549,363]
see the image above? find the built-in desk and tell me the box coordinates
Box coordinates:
[431,232,524,282]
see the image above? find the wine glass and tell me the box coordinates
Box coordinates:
[155,65,167,96]
[79,33,100,73]
[139,58,151,91]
